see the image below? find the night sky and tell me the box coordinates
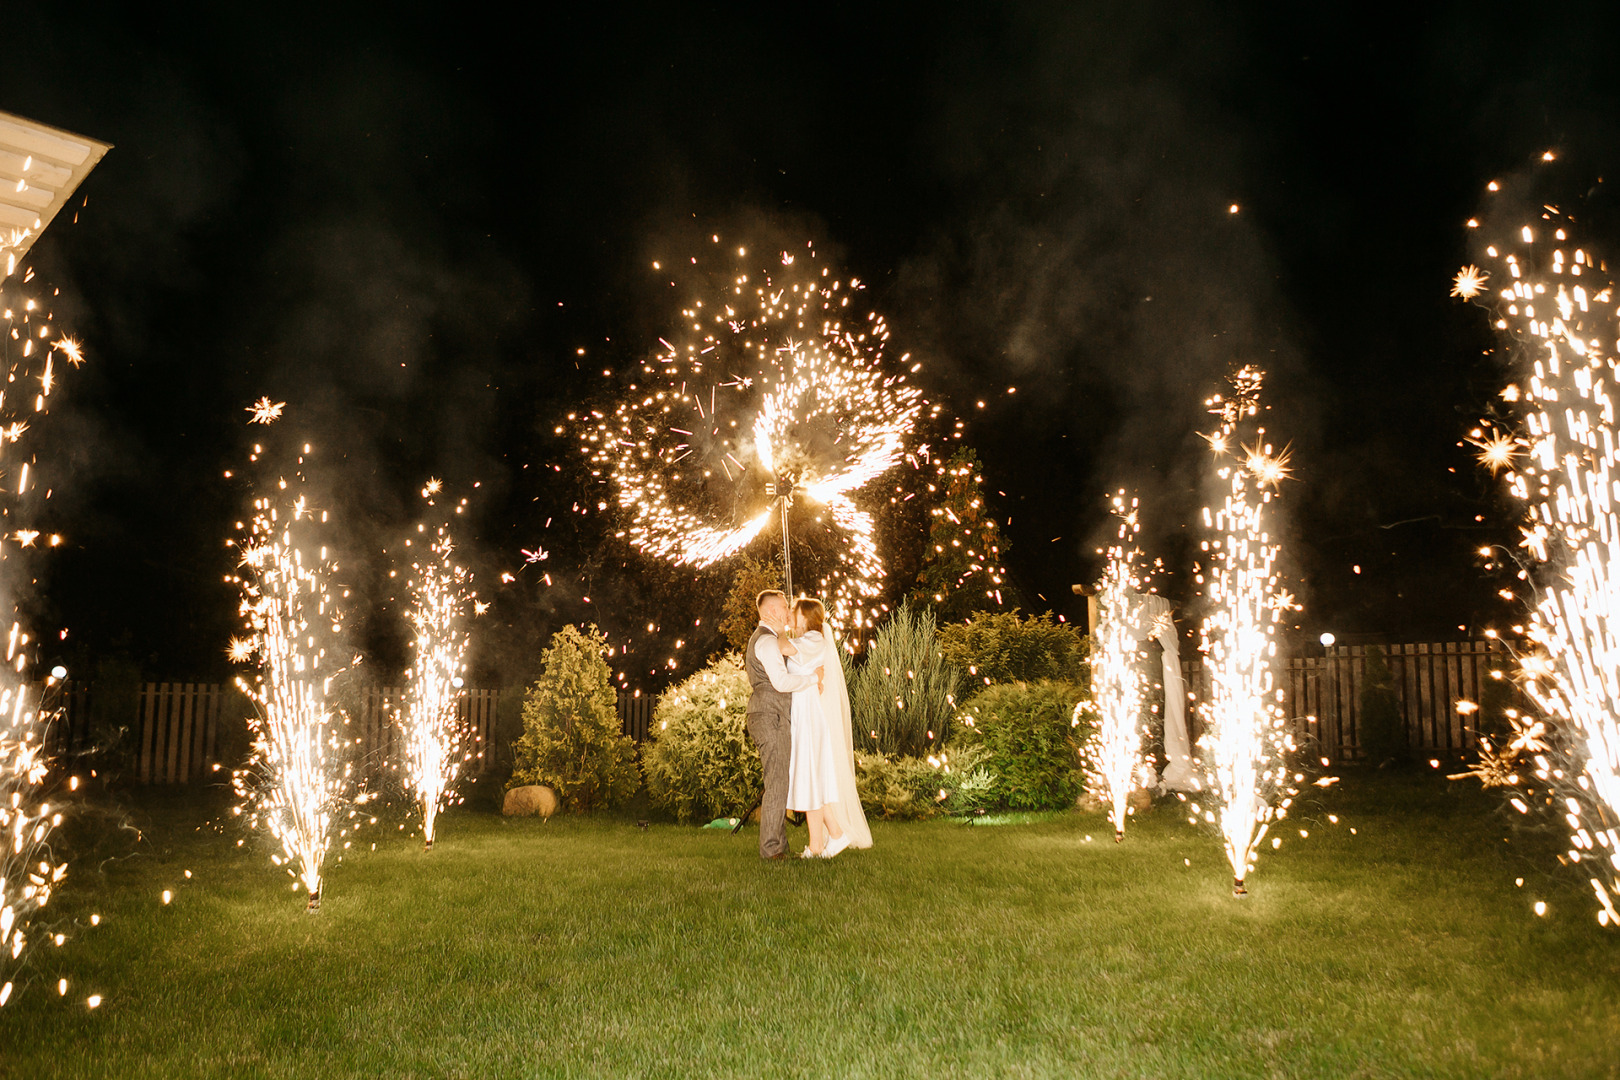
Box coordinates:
[5,2,1620,690]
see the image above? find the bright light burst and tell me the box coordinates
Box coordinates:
[0,289,82,1004]
[1452,264,1490,299]
[398,488,476,849]
[228,430,355,911]
[1461,194,1620,926]
[1468,428,1520,474]
[1196,367,1301,896]
[1083,491,1152,841]
[246,397,286,425]
[576,241,934,643]
[1242,442,1292,488]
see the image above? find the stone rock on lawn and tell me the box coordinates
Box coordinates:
[503,784,559,818]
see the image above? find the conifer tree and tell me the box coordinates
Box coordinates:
[716,556,783,656]
[910,447,1014,623]
[510,625,640,810]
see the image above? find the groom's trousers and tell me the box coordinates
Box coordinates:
[746,710,793,858]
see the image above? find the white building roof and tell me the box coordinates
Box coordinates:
[0,110,111,282]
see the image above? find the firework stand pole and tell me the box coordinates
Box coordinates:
[779,490,794,600]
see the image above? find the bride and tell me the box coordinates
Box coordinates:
[776,597,872,857]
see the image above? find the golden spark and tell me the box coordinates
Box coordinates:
[1082,491,1151,840]
[575,240,926,642]
[230,450,351,910]
[1243,442,1293,488]
[0,280,81,1003]
[51,336,84,367]
[1469,432,1518,474]
[1451,265,1489,299]
[1197,366,1305,896]
[398,492,476,848]
[246,397,286,425]
[1461,197,1620,926]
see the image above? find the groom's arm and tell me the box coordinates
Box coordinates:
[755,635,817,694]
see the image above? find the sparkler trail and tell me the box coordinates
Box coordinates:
[575,240,936,645]
[228,424,357,911]
[1457,182,1620,925]
[1085,492,1151,842]
[1195,367,1300,896]
[0,287,83,1003]
[399,483,476,849]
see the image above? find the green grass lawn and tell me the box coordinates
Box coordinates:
[5,773,1619,1079]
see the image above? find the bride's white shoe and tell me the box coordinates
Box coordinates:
[820,834,851,859]
[799,847,820,859]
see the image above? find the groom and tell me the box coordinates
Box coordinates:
[745,590,823,859]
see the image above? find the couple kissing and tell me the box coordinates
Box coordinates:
[743,590,872,859]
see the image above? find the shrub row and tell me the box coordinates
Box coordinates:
[511,613,1092,819]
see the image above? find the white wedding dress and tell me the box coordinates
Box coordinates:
[784,629,872,848]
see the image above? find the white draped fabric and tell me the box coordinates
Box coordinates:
[820,626,871,847]
[1123,592,1198,792]
[785,633,841,810]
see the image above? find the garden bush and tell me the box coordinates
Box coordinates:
[955,680,1089,810]
[510,625,640,811]
[1357,645,1409,767]
[641,655,762,824]
[850,603,963,757]
[938,609,1090,689]
[853,743,996,819]
[854,752,946,820]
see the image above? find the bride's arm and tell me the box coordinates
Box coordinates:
[795,631,825,665]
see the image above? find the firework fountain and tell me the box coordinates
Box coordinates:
[576,241,933,646]
[398,482,476,849]
[0,290,82,1002]
[1085,492,1152,841]
[1195,367,1299,897]
[228,410,354,911]
[1455,182,1620,925]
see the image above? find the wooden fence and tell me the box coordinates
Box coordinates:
[1181,639,1514,763]
[133,682,499,785]
[128,681,664,784]
[139,682,226,784]
[352,686,500,781]
[618,691,655,742]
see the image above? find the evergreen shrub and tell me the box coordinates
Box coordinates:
[854,752,945,820]
[509,625,640,811]
[641,655,761,824]
[956,680,1088,810]
[850,603,963,757]
[938,610,1090,689]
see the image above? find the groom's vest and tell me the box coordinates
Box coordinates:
[744,625,793,722]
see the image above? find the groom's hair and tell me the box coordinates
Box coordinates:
[756,589,786,613]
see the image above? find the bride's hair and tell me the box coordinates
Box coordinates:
[792,598,825,634]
